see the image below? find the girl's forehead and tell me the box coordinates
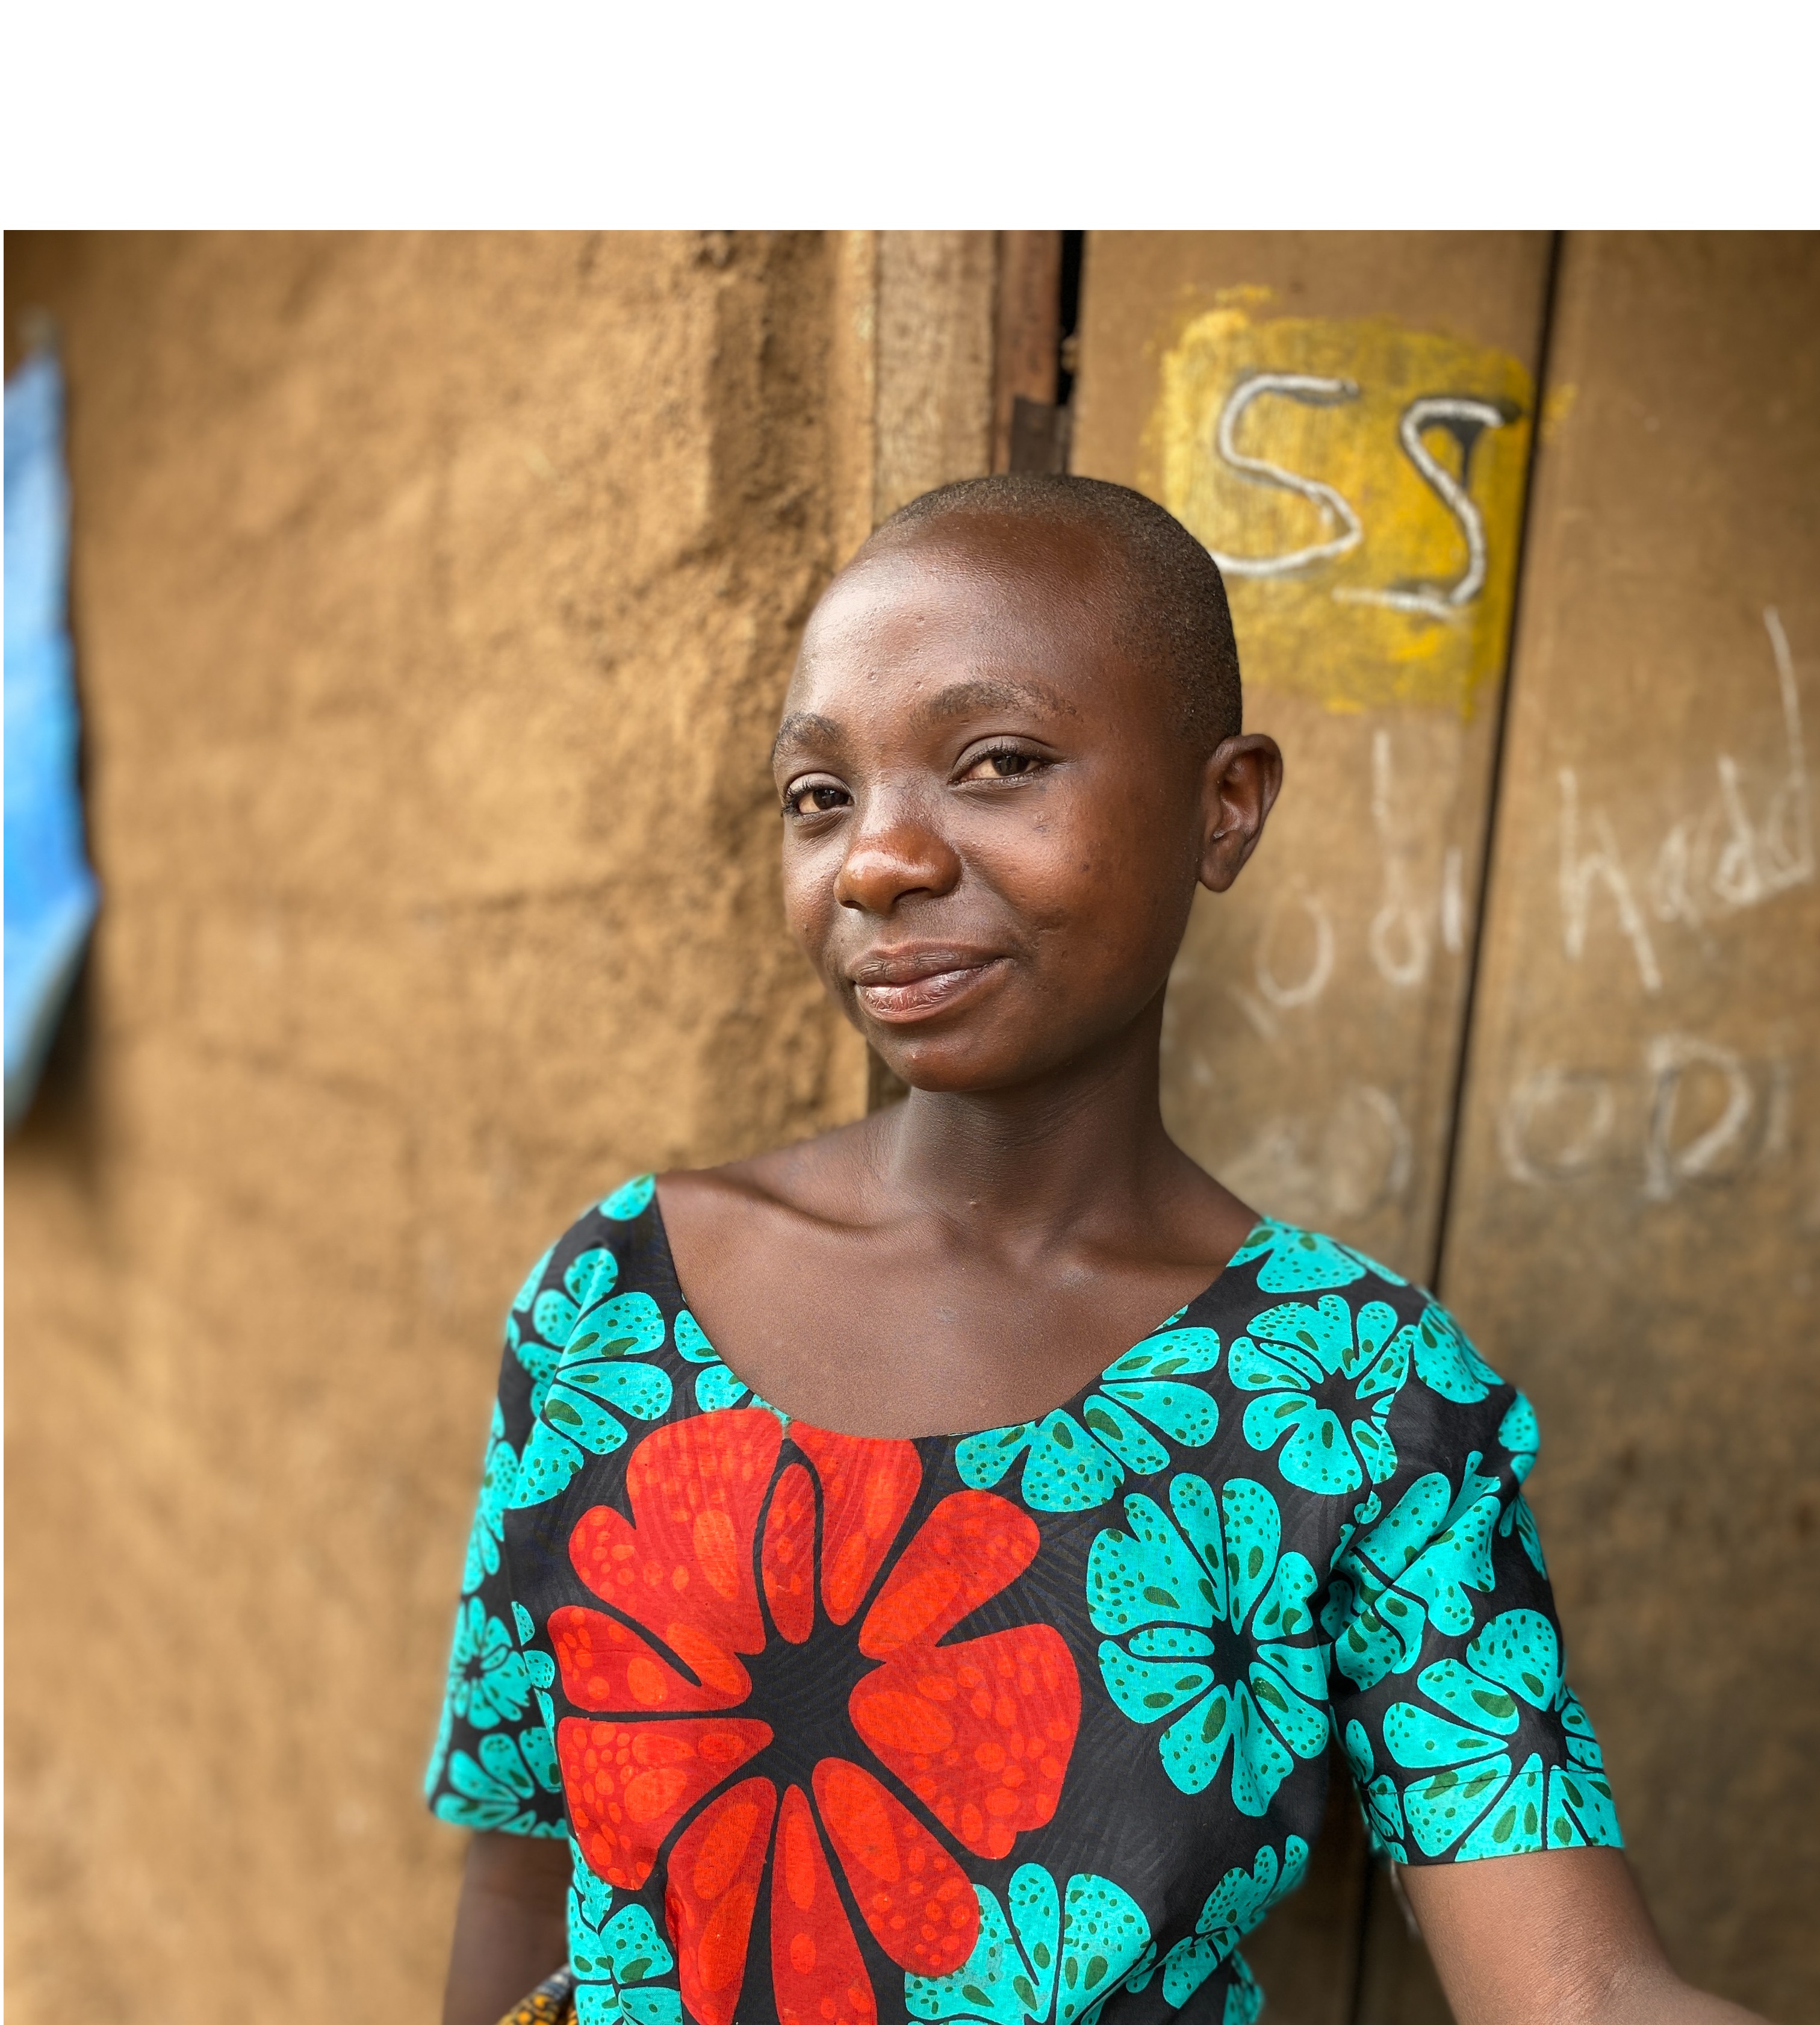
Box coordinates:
[772,670,1085,766]
[780,608,1173,774]
[779,521,1190,754]
[798,533,1122,677]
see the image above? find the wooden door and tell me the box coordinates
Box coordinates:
[1071,234,1555,2020]
[1073,233,1552,1285]
[1069,232,1818,2021]
[1426,232,1820,2025]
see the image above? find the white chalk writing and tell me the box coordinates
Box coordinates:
[1500,1035,1792,1202]
[1202,373,1364,578]
[1562,608,1811,981]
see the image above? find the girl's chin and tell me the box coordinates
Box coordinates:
[866,1036,1061,1096]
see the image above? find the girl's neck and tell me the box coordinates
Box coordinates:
[864,996,1189,1248]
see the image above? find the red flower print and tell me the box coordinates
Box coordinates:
[549,1411,1081,2025]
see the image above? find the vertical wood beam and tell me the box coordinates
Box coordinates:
[993,231,1064,471]
[839,231,1001,1110]
[1433,231,1820,2022]
[1069,229,1556,2025]
[827,229,881,574]
[873,231,998,521]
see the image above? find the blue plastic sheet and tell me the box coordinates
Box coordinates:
[5,349,99,1129]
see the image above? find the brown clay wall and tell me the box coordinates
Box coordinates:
[4,231,874,2024]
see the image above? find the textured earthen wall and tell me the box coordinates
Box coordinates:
[4,231,877,2024]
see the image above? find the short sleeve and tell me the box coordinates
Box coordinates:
[423,1240,570,1838]
[1322,1300,1623,1865]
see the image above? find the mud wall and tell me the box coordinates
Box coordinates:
[4,231,889,2024]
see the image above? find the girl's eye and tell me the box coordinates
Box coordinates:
[784,781,850,817]
[960,748,1045,782]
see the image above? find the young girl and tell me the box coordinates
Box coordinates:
[429,477,1760,2025]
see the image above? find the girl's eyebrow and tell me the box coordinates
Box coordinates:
[771,711,842,764]
[917,677,1079,726]
[773,677,1078,766]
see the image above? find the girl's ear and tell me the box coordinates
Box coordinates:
[1197,733,1283,892]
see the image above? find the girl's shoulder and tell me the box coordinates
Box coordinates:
[1216,1214,1535,1475]
[1222,1213,1415,1300]
[504,1173,677,1334]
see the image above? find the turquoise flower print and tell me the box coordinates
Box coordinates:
[1548,1696,1619,1843]
[1228,1219,1405,1294]
[955,1328,1222,1513]
[1089,1475,1328,1815]
[525,1246,623,1372]
[1498,1394,1538,1475]
[568,1844,683,2025]
[511,1242,557,1318]
[906,1864,1155,2025]
[462,1404,518,1595]
[510,1292,672,1509]
[1323,1455,1502,1692]
[433,1728,566,1835]
[1405,1302,1501,1404]
[445,1597,532,1729]
[1219,1956,1262,2025]
[512,1602,559,1697]
[671,1309,784,1416]
[1158,1835,1309,2008]
[1382,1609,1621,1858]
[1495,1395,1546,1573]
[600,1174,656,1221]
[1229,1296,1408,1496]
[1341,1720,1408,1862]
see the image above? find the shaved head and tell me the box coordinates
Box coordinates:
[865,473,1243,753]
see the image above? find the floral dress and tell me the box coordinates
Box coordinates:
[426,1178,1620,2025]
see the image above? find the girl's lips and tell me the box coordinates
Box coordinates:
[853,959,1004,1024]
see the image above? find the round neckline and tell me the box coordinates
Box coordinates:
[645,1182,1265,1448]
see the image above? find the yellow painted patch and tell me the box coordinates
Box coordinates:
[1143,310,1534,718]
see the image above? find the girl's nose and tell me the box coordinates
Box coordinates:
[833,801,963,916]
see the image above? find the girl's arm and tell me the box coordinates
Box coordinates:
[1402,1847,1766,2024]
[441,1831,573,2025]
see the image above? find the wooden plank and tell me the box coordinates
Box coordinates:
[992,229,1063,470]
[874,230,998,519]
[1071,232,1552,1283]
[1436,232,1820,2020]
[1069,228,1553,2025]
[860,231,1002,1110]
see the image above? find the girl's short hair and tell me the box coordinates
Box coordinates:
[878,473,1242,751]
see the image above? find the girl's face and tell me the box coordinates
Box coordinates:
[773,517,1279,1094]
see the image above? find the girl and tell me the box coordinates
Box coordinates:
[430,477,1760,2025]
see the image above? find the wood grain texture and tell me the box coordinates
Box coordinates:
[859,231,1001,1109]
[1436,232,1820,2022]
[992,231,1063,471]
[874,231,997,521]
[1070,232,1553,1286]
[1068,229,1553,2022]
